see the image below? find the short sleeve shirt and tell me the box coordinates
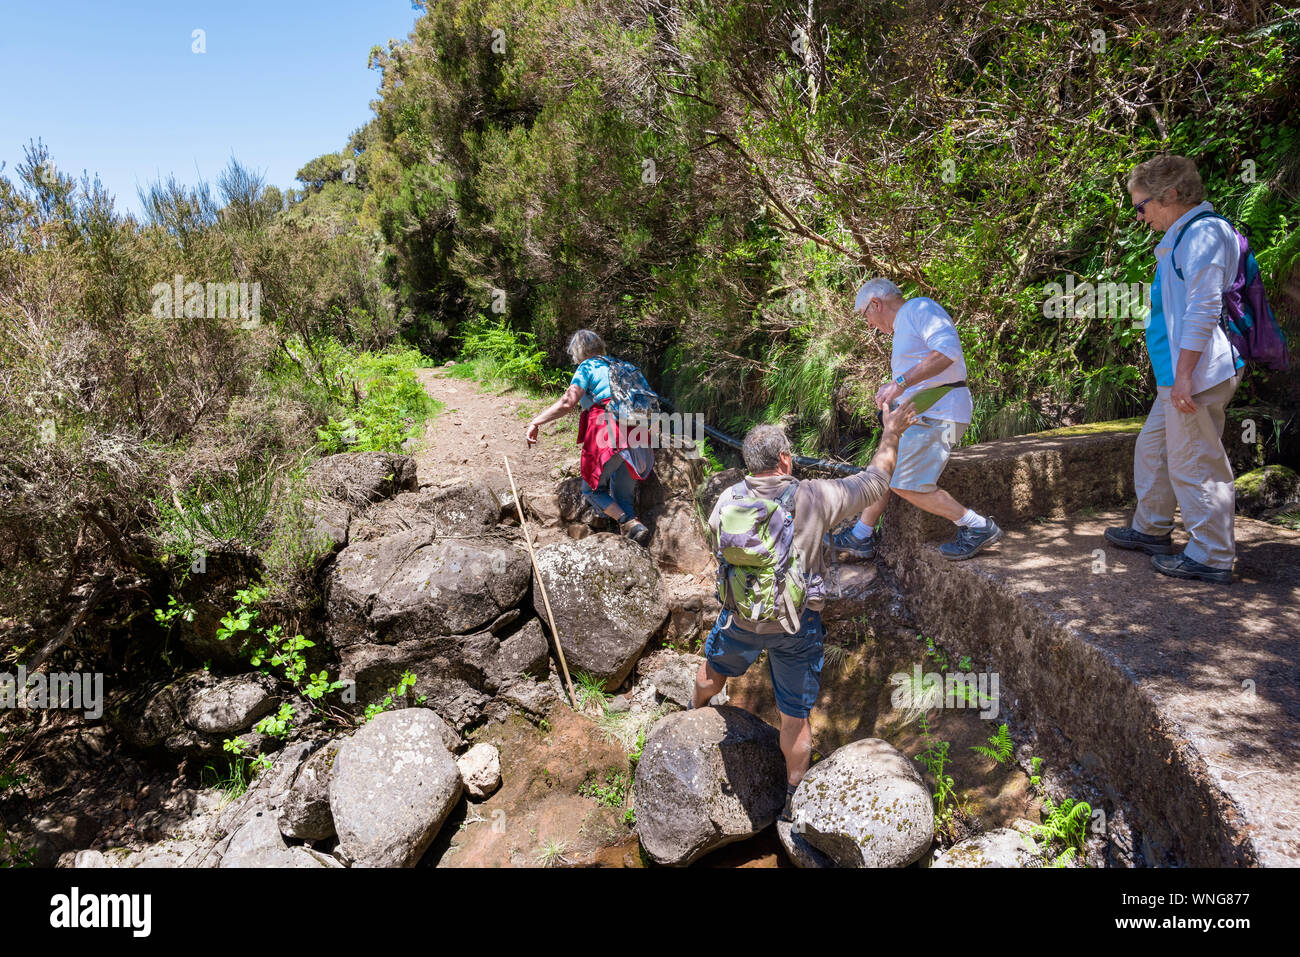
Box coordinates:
[891,297,972,424]
[570,357,613,411]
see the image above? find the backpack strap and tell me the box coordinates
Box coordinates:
[1170,210,1224,281]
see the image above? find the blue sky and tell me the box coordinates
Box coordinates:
[0,0,423,217]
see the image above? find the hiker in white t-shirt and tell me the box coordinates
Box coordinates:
[826,278,1003,561]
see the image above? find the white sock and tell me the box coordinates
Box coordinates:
[852,519,874,540]
[956,509,987,529]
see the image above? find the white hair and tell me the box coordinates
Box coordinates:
[566,329,606,364]
[854,278,903,313]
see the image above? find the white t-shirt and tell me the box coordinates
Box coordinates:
[891,297,972,424]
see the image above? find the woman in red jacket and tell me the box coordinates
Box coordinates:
[525,329,653,544]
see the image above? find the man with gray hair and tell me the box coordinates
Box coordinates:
[827,278,1002,561]
[693,400,916,822]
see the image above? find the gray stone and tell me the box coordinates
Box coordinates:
[495,677,561,718]
[649,653,725,708]
[327,527,531,648]
[646,500,713,574]
[183,673,278,735]
[532,534,669,689]
[776,819,837,868]
[351,479,502,542]
[633,706,787,866]
[457,743,502,799]
[339,635,492,733]
[932,827,1042,868]
[279,742,340,842]
[789,738,933,867]
[329,709,464,867]
[491,619,550,683]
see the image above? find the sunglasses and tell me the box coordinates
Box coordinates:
[1134,196,1155,218]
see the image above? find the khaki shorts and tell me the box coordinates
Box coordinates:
[890,418,966,493]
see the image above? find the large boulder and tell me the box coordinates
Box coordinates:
[327,527,531,648]
[783,737,933,867]
[641,446,707,511]
[556,477,612,528]
[339,634,491,732]
[109,672,277,758]
[634,706,787,865]
[182,673,278,735]
[932,827,1041,868]
[219,812,339,868]
[338,622,546,732]
[329,709,464,868]
[279,742,340,842]
[171,550,263,671]
[305,451,419,509]
[531,535,669,689]
[645,501,713,574]
[351,479,502,542]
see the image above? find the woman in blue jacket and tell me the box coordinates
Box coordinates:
[1105,155,1244,584]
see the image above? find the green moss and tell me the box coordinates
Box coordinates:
[1236,464,1298,497]
[1024,417,1145,439]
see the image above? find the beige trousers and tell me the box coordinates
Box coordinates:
[1132,373,1241,569]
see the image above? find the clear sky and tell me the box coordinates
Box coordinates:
[0,0,423,217]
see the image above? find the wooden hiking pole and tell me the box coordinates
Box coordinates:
[503,454,578,710]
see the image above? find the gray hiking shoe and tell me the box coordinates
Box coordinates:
[1104,526,1175,555]
[938,518,1003,560]
[779,783,798,824]
[825,525,876,559]
[620,518,651,546]
[1152,552,1231,584]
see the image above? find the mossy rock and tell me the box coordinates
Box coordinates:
[1235,465,1300,516]
[1025,417,1145,439]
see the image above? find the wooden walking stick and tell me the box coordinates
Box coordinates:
[503,454,578,710]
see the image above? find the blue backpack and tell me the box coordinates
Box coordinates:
[1171,211,1290,371]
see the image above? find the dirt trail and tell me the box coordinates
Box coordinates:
[413,364,575,503]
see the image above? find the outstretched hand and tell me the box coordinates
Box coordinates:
[881,399,918,437]
[525,422,540,447]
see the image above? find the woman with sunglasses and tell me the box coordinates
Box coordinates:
[1104,155,1245,584]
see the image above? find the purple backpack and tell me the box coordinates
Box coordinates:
[1171,211,1291,371]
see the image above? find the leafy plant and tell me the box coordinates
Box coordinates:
[914,713,963,841]
[362,669,423,722]
[579,768,630,809]
[971,723,1014,765]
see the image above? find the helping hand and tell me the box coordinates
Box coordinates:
[525,422,540,447]
[881,399,918,437]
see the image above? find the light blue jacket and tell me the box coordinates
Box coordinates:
[1153,201,1240,394]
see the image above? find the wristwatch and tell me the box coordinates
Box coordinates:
[894,373,907,387]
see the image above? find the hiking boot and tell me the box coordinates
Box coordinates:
[1104,526,1175,555]
[1152,552,1232,584]
[938,518,1003,560]
[620,518,651,546]
[779,783,798,824]
[825,525,876,560]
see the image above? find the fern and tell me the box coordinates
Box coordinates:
[1031,795,1092,854]
[970,722,1013,765]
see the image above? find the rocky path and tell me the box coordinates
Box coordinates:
[413,364,573,507]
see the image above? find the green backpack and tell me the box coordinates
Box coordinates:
[710,479,818,634]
